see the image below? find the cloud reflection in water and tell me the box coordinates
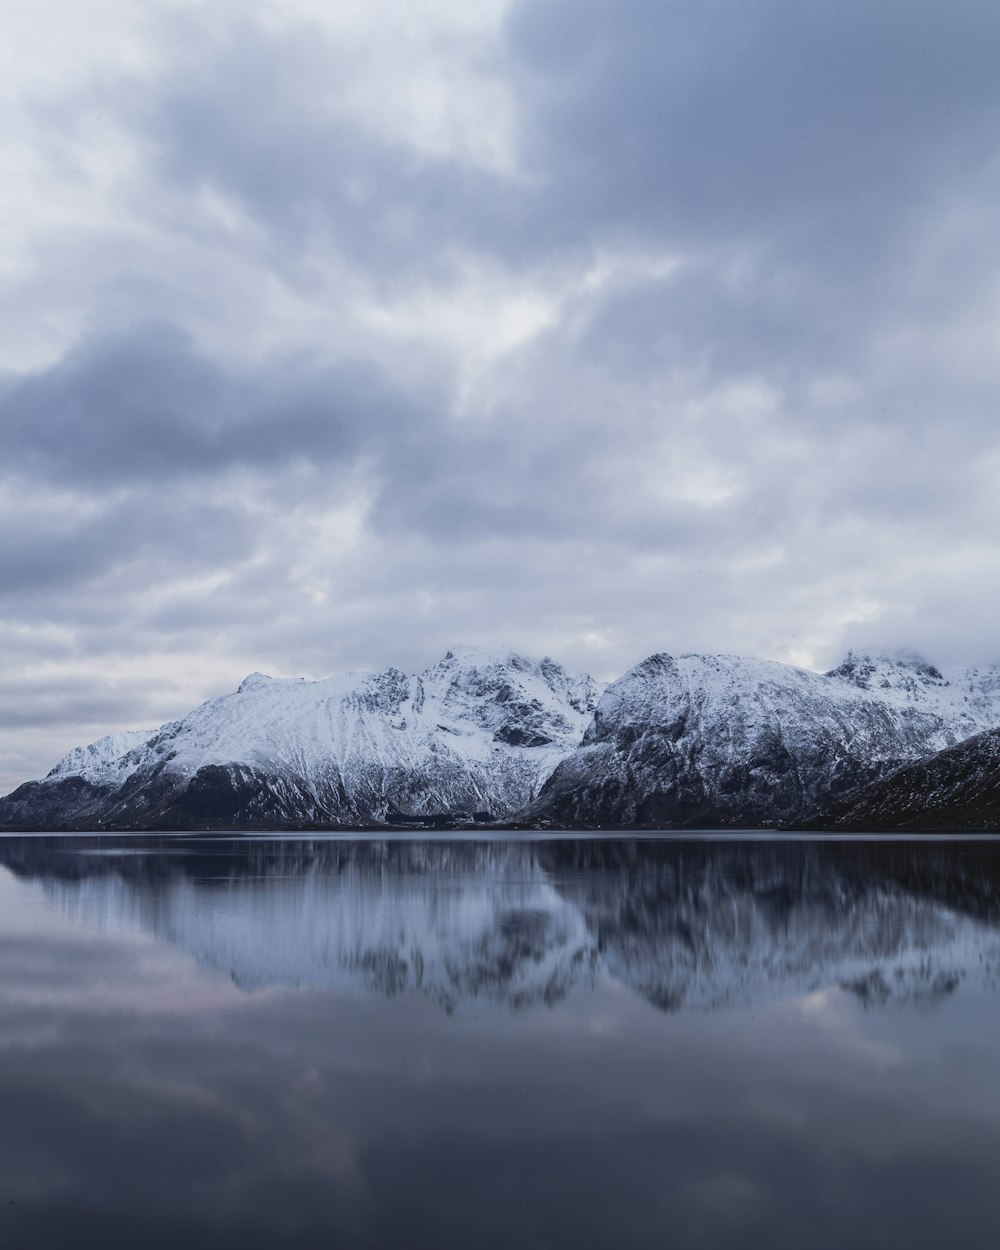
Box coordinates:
[1,836,1000,1249]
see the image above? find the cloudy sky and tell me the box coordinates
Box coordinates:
[4,0,1000,789]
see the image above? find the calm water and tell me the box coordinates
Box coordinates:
[2,835,1000,1249]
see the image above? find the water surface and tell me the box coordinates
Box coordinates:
[2,834,1000,1248]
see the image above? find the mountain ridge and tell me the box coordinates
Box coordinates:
[3,645,1000,831]
[527,649,1000,828]
[1,647,601,830]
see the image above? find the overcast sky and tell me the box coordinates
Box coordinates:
[4,0,1000,789]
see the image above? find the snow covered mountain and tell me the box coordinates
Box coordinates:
[3,645,999,831]
[0,648,600,830]
[528,650,1000,828]
[45,729,153,784]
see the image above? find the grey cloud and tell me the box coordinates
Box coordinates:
[3,322,434,487]
[128,12,515,280]
[506,0,1000,259]
[574,263,860,389]
[495,0,1000,418]
[0,693,151,732]
[31,0,1000,295]
[37,1,1000,409]
[0,488,252,605]
[4,319,729,567]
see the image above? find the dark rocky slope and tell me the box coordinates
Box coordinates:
[814,728,1000,831]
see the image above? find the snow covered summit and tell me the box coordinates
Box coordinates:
[4,644,1000,830]
[0,648,601,829]
[528,650,1000,827]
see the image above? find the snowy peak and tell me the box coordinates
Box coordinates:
[3,648,600,829]
[827,649,1000,736]
[46,730,153,785]
[588,651,851,746]
[237,672,275,694]
[534,648,1000,828]
[7,643,1000,832]
[585,652,683,744]
[341,667,412,716]
[827,649,947,694]
[422,647,600,748]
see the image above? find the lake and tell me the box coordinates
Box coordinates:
[1,833,1000,1249]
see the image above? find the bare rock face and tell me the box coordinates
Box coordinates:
[0,648,600,830]
[814,728,1000,831]
[527,651,1000,828]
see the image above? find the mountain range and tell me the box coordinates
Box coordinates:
[3,645,1000,830]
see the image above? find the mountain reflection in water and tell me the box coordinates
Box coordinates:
[3,835,1000,1013]
[4,834,1000,1250]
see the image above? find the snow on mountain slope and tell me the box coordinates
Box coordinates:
[0,648,601,829]
[46,730,154,786]
[827,649,1000,733]
[5,644,1000,831]
[530,650,1000,828]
